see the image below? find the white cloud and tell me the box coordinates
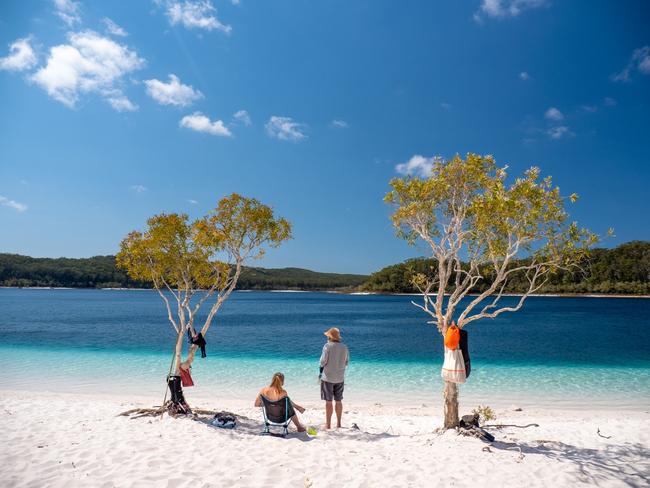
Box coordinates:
[0,37,37,72]
[475,0,547,21]
[544,107,564,121]
[144,74,202,107]
[265,116,307,141]
[581,105,598,113]
[547,126,572,140]
[31,30,144,110]
[233,109,252,126]
[612,46,650,82]
[0,195,28,212]
[395,155,437,178]
[519,71,530,80]
[188,199,199,204]
[53,0,81,26]
[330,119,348,128]
[231,0,240,4]
[103,18,128,37]
[131,184,147,193]
[440,102,451,110]
[180,112,232,136]
[107,95,138,112]
[164,1,231,33]
[603,97,617,107]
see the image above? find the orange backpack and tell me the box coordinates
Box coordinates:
[444,324,460,350]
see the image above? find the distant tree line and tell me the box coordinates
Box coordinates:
[2,241,648,294]
[362,241,650,295]
[0,254,367,290]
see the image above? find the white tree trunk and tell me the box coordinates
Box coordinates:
[443,381,459,429]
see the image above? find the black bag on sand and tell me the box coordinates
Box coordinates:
[460,414,479,428]
[472,426,495,442]
[167,375,192,415]
[459,413,495,442]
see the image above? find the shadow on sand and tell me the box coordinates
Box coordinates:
[490,439,650,486]
[193,413,399,442]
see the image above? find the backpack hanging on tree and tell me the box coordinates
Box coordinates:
[441,347,466,384]
[444,324,460,350]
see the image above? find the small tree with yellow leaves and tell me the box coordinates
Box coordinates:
[117,193,291,411]
[385,154,598,428]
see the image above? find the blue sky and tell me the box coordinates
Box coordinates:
[0,1,649,274]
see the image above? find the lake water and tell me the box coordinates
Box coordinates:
[0,289,648,409]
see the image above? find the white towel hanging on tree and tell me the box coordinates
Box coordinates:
[441,347,466,384]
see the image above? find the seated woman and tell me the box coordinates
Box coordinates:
[254,372,307,432]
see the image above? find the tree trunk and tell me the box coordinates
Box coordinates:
[443,381,459,428]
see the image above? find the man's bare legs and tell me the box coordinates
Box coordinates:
[335,400,343,428]
[325,400,333,429]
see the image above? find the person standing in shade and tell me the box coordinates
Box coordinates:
[319,327,349,429]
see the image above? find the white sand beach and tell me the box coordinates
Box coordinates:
[1,389,648,488]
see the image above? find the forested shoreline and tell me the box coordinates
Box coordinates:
[1,241,648,294]
[0,254,367,291]
[362,241,650,295]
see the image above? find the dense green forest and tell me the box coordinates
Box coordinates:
[2,241,648,294]
[0,254,367,290]
[362,241,650,295]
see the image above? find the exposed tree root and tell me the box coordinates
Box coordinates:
[597,428,612,439]
[482,423,539,429]
[118,402,217,419]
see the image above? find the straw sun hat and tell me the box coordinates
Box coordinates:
[324,327,341,342]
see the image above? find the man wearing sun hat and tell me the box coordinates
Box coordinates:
[319,327,349,429]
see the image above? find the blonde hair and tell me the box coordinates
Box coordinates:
[269,372,285,393]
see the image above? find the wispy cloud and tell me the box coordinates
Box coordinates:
[188,199,199,204]
[603,97,617,107]
[180,112,232,136]
[474,0,547,22]
[0,195,28,212]
[233,109,252,126]
[31,30,144,110]
[161,1,231,34]
[544,107,564,121]
[440,102,451,110]
[131,184,147,193]
[108,96,138,112]
[0,37,37,72]
[581,105,598,113]
[265,116,307,141]
[395,155,437,178]
[330,119,348,128]
[53,0,81,26]
[519,71,530,80]
[103,18,128,37]
[612,46,650,82]
[144,74,203,107]
[547,126,573,140]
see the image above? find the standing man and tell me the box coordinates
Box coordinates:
[319,327,349,429]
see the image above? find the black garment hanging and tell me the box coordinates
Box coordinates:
[191,332,207,358]
[459,328,471,379]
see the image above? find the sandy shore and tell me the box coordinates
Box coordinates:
[1,390,648,487]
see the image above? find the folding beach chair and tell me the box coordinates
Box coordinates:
[260,395,294,437]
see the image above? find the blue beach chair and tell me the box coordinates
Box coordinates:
[260,395,294,437]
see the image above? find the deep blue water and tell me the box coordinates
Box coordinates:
[1,288,649,366]
[1,289,649,407]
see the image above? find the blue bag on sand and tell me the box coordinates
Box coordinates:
[211,412,236,429]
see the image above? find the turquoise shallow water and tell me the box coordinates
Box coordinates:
[0,289,649,409]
